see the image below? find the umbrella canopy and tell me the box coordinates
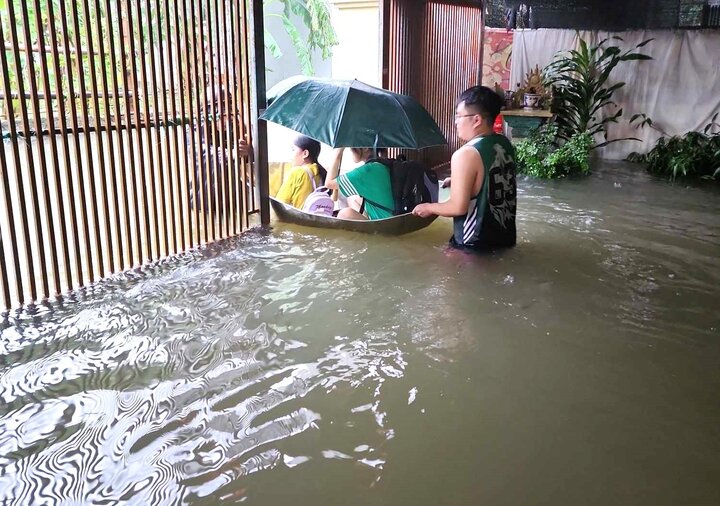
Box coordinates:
[266,75,325,105]
[260,78,447,149]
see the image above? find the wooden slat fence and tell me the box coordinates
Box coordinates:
[382,0,484,169]
[0,0,263,311]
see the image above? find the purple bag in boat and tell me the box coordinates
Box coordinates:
[302,187,334,216]
[300,165,334,216]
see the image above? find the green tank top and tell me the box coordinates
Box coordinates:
[451,134,517,249]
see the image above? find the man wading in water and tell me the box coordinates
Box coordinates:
[413,86,517,250]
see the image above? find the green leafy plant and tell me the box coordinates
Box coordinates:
[264,0,338,76]
[515,123,594,179]
[627,113,720,181]
[543,34,653,147]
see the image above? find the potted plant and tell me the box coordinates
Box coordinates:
[514,66,548,110]
[522,87,542,109]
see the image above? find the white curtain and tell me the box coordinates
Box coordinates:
[509,28,720,159]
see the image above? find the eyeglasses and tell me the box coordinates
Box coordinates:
[454,113,478,120]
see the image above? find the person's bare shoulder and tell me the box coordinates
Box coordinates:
[451,144,482,170]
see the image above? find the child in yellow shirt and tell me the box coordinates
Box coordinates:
[275,136,328,208]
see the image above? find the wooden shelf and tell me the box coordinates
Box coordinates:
[500,109,554,140]
[501,108,554,118]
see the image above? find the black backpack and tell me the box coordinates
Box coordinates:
[369,156,433,215]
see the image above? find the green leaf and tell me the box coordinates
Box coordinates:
[288,0,312,29]
[281,14,314,75]
[268,0,338,70]
[264,29,283,59]
[595,137,640,148]
[621,54,653,61]
[602,47,622,58]
[544,34,652,146]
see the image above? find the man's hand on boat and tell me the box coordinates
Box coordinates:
[412,203,433,218]
[413,178,449,217]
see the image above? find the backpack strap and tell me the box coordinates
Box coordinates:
[301,165,318,191]
[358,195,396,215]
[367,157,393,169]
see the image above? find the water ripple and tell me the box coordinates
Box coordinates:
[1,164,718,505]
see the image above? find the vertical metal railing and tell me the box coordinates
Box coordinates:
[0,0,261,311]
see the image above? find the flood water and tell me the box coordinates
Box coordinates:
[1,161,719,505]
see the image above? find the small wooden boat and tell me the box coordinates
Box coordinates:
[270,197,437,235]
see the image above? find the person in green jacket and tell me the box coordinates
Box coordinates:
[413,85,516,249]
[325,147,395,220]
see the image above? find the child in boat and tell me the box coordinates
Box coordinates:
[275,135,328,209]
[325,147,394,220]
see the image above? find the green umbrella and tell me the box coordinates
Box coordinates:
[266,75,326,105]
[259,78,447,149]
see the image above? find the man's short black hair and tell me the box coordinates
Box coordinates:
[456,86,503,124]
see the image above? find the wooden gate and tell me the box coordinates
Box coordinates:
[0,0,268,311]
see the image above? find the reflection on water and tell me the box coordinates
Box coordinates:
[1,162,719,505]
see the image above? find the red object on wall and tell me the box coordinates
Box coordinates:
[493,115,504,134]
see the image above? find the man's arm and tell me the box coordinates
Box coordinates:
[325,148,344,190]
[412,146,483,218]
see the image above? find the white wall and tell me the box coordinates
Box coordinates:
[329,0,381,86]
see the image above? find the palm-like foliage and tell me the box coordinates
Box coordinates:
[264,0,338,76]
[544,35,653,147]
